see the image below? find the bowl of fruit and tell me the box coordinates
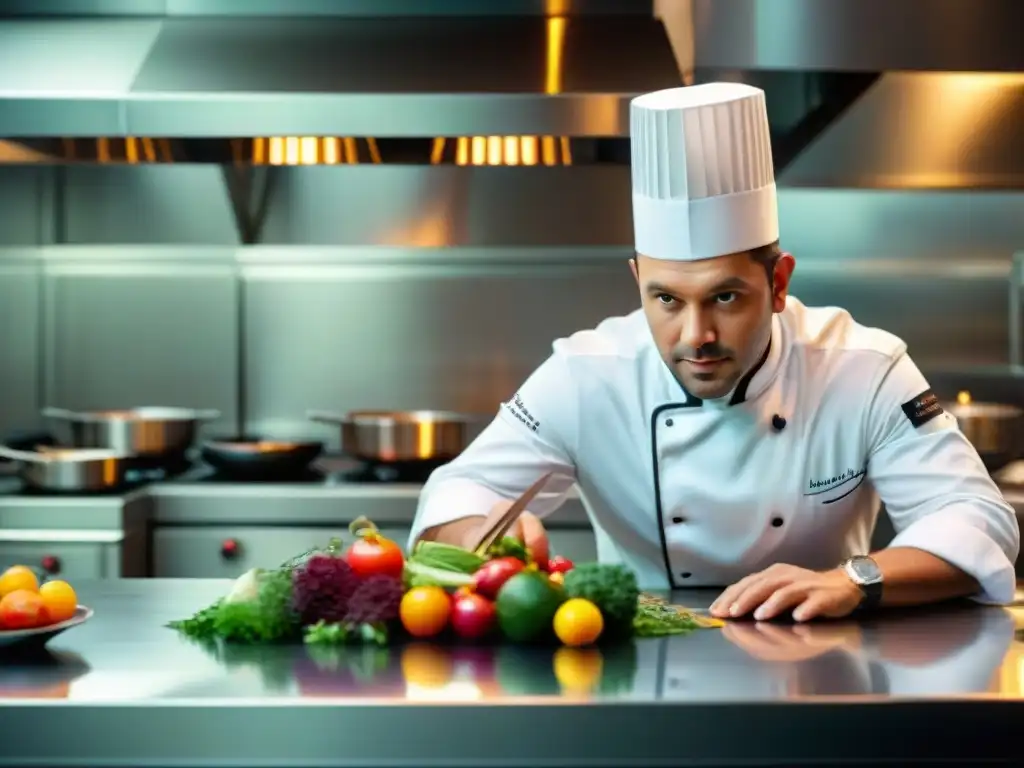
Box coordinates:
[0,566,91,652]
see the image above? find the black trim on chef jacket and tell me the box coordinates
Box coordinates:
[649,340,773,588]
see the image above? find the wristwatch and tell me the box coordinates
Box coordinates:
[841,555,884,611]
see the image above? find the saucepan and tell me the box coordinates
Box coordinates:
[307,410,477,463]
[200,437,324,479]
[943,391,1023,472]
[42,406,220,458]
[0,445,138,493]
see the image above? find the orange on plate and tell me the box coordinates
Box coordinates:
[0,590,48,630]
[39,581,77,624]
[0,566,39,598]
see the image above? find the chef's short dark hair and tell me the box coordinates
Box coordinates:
[749,240,782,288]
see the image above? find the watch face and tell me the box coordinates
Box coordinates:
[849,557,883,584]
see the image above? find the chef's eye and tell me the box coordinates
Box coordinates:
[656,293,676,306]
[714,292,738,305]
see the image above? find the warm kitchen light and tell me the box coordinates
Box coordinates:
[957,391,973,406]
[417,422,435,459]
[436,10,572,167]
[261,137,382,165]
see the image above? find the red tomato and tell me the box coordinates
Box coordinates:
[345,534,405,579]
[472,557,525,600]
[451,593,496,640]
[547,556,574,574]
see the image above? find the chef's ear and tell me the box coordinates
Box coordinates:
[771,252,796,312]
[629,256,640,284]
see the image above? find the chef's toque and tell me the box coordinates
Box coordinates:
[630,82,779,262]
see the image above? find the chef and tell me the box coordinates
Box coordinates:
[408,82,1020,621]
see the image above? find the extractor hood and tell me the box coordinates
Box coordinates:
[687,0,1024,189]
[0,6,683,138]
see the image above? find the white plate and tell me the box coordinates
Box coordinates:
[0,606,93,651]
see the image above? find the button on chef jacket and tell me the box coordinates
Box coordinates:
[409,297,1020,604]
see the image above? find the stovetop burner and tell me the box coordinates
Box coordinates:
[188,456,446,485]
[337,460,445,484]
[195,467,328,484]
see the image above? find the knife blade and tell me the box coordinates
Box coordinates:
[467,471,554,556]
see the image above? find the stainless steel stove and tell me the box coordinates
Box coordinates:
[0,454,596,581]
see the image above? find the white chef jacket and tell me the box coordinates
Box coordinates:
[409,297,1020,604]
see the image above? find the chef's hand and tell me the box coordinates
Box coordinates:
[710,564,863,622]
[462,503,550,566]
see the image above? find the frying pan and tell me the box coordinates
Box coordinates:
[200,437,324,479]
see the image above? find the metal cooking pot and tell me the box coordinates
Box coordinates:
[42,406,220,458]
[943,392,1023,471]
[307,410,476,463]
[0,445,136,493]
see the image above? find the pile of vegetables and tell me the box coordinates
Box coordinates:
[168,516,721,649]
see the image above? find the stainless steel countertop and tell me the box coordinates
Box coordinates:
[1,579,1023,766]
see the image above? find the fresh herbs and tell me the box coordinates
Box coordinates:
[168,541,342,644]
[167,600,223,641]
[632,594,724,637]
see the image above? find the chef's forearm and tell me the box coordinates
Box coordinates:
[856,547,979,607]
[417,516,486,548]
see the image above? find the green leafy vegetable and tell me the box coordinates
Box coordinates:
[486,536,530,563]
[168,539,341,643]
[409,540,485,574]
[632,602,700,637]
[631,595,722,637]
[167,601,223,641]
[563,563,640,637]
[403,560,474,589]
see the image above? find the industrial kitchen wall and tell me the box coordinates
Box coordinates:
[1,164,1023,443]
[1,0,1024,442]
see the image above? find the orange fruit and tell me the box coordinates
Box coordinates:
[553,598,604,647]
[0,589,48,630]
[0,565,39,598]
[39,580,77,624]
[399,586,451,638]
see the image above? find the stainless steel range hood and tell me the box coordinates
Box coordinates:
[689,0,1024,189]
[0,2,683,138]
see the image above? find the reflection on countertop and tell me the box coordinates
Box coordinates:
[3,579,1024,768]
[0,579,1019,703]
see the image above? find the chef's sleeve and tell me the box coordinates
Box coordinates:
[408,346,580,548]
[866,352,1020,604]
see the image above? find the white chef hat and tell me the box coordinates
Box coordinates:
[630,82,779,262]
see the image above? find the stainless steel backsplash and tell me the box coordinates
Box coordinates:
[0,164,1022,444]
